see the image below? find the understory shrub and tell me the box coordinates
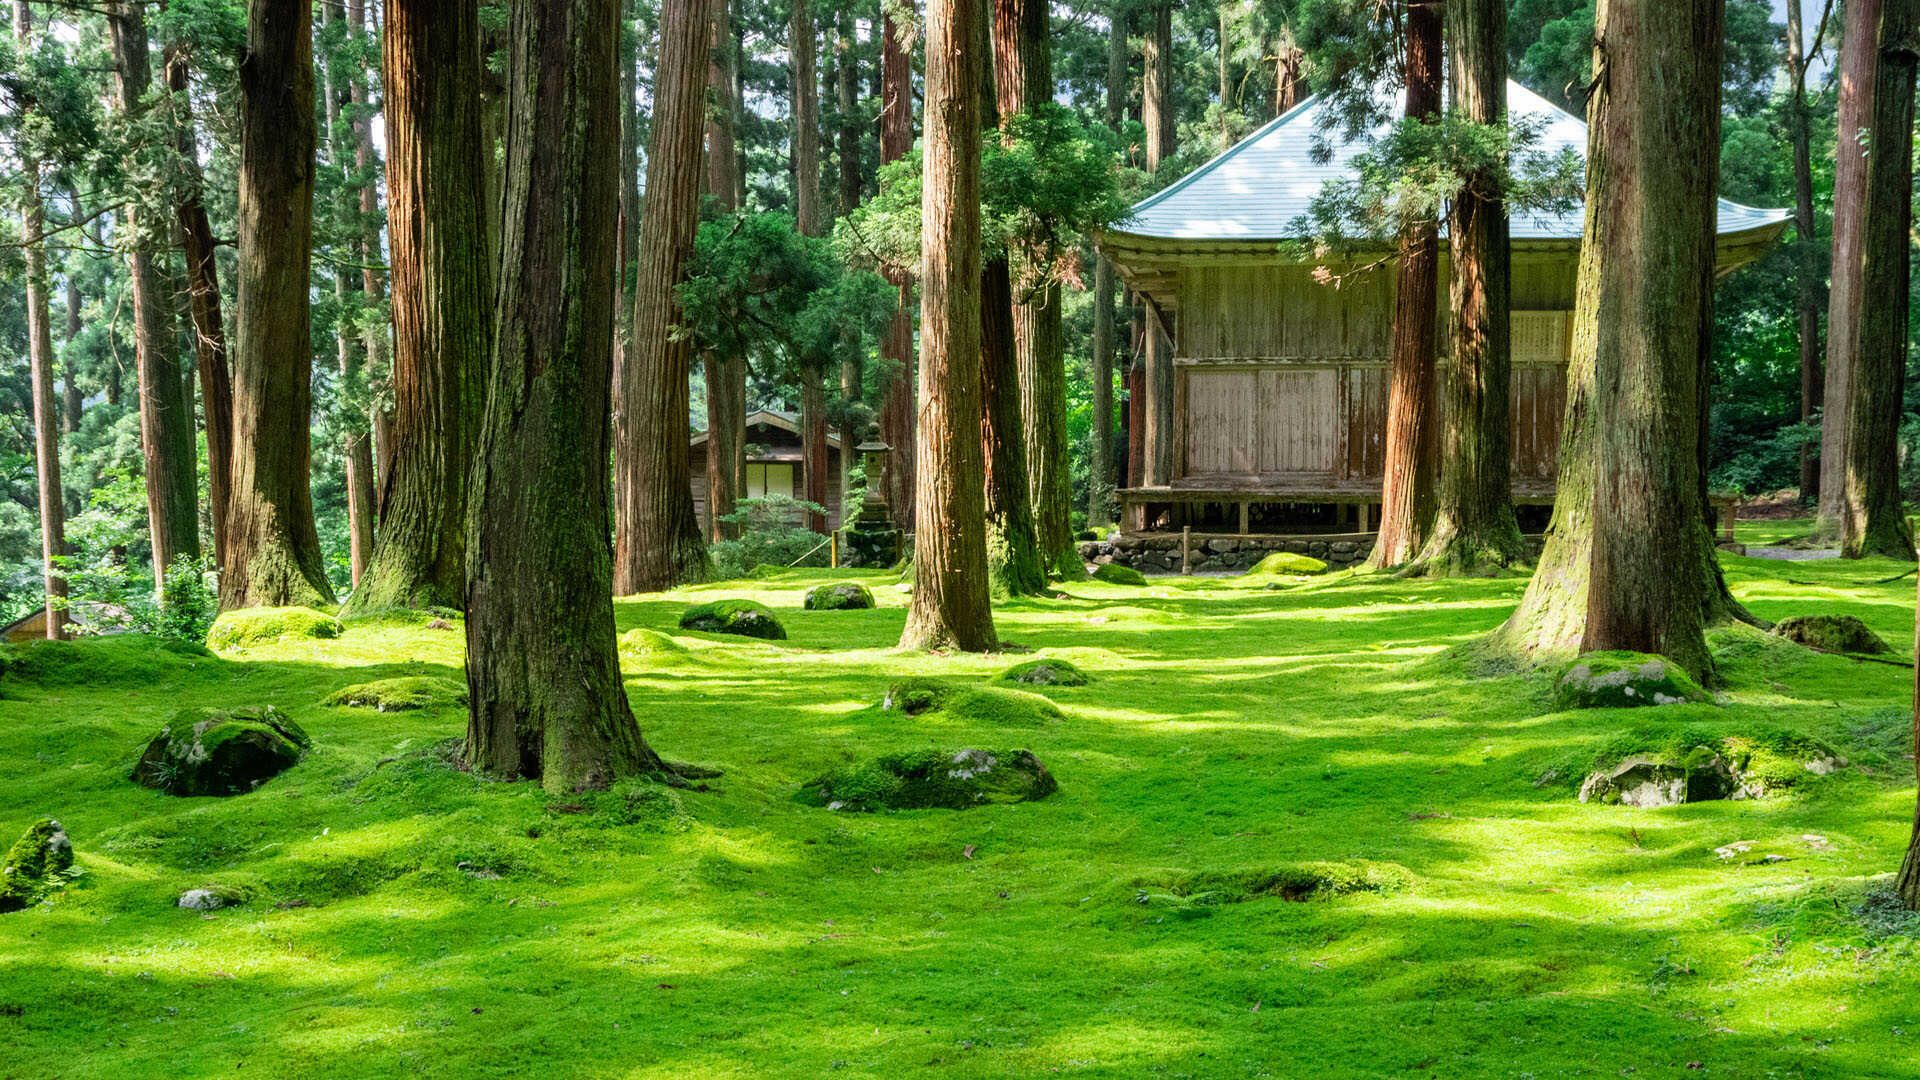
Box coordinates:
[708,495,831,581]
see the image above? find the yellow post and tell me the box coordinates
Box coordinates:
[830,531,840,568]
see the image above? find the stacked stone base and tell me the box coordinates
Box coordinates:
[1077,533,1374,575]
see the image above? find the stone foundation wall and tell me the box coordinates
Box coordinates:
[1077,533,1376,574]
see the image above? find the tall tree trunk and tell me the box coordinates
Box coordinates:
[1493,0,1748,681]
[1366,0,1442,570]
[61,252,81,436]
[613,0,714,592]
[901,0,997,652]
[995,0,1077,578]
[791,0,831,532]
[351,0,493,612]
[1088,6,1126,529]
[1217,5,1232,139]
[348,0,394,494]
[319,0,376,590]
[801,361,831,531]
[108,2,201,590]
[1899,568,1920,906]
[1140,1,1175,488]
[15,2,64,640]
[704,0,746,543]
[1273,36,1303,116]
[225,0,333,610]
[835,6,861,216]
[164,36,235,573]
[1840,0,1918,560]
[1819,0,1881,533]
[1786,0,1829,505]
[980,9,1046,595]
[1408,0,1527,575]
[877,0,917,526]
[466,0,671,792]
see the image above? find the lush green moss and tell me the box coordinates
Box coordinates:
[879,679,1063,726]
[323,677,467,712]
[619,628,688,657]
[1145,860,1412,905]
[879,677,959,715]
[1091,562,1147,585]
[206,607,344,650]
[995,658,1090,687]
[798,748,1057,811]
[1245,551,1329,576]
[677,598,787,640]
[0,818,73,913]
[130,706,310,796]
[0,634,218,689]
[803,582,876,610]
[1553,651,1711,710]
[1772,614,1893,656]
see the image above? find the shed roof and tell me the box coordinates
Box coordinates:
[1113,80,1791,243]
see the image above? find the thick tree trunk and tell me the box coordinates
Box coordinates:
[346,0,393,494]
[319,0,376,590]
[1407,0,1526,576]
[350,0,493,612]
[993,0,1075,576]
[1140,2,1175,488]
[1142,2,1172,172]
[1366,0,1442,570]
[834,8,862,508]
[1786,0,1827,504]
[1840,0,1918,560]
[1819,0,1880,533]
[226,0,332,610]
[1273,39,1303,117]
[466,0,670,792]
[16,2,64,640]
[901,0,996,652]
[704,0,746,543]
[1492,0,1746,681]
[877,1,917,525]
[109,2,200,590]
[802,360,831,531]
[1088,6,1126,529]
[164,38,234,573]
[613,0,714,592]
[792,0,822,236]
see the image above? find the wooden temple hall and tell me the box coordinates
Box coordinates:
[1096,80,1789,536]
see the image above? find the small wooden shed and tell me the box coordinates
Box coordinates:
[1097,80,1789,533]
[689,409,843,533]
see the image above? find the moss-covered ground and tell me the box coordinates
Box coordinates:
[2,518,1916,1078]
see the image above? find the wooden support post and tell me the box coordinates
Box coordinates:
[1238,500,1249,535]
[830,530,840,568]
[1181,526,1191,575]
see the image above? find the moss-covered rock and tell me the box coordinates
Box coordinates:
[1245,551,1329,577]
[1553,652,1711,710]
[879,679,1064,725]
[677,598,787,640]
[996,658,1090,687]
[1137,860,1410,912]
[130,706,310,797]
[1092,562,1147,586]
[804,582,876,610]
[177,883,253,911]
[323,676,466,712]
[619,628,688,657]
[206,607,343,650]
[0,819,74,913]
[0,634,217,689]
[880,677,959,715]
[1573,726,1848,805]
[799,748,1057,811]
[1772,614,1892,656]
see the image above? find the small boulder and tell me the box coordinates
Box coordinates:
[996,658,1089,687]
[177,886,247,911]
[879,680,1063,725]
[677,599,787,640]
[803,582,876,611]
[131,706,310,797]
[880,677,958,715]
[1553,652,1711,710]
[1577,758,1688,807]
[0,819,74,913]
[1771,614,1891,656]
[206,606,343,650]
[619,628,687,657]
[800,748,1057,811]
[1092,563,1147,586]
[323,676,466,712]
[1244,551,1328,577]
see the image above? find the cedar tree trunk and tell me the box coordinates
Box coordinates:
[1786,0,1827,504]
[877,0,917,524]
[1819,0,1880,532]
[16,2,64,639]
[704,0,747,543]
[319,0,376,589]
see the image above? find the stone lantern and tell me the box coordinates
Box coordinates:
[846,440,901,566]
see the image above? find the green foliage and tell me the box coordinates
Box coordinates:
[205,607,345,650]
[708,495,832,581]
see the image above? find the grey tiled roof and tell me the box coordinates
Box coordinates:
[1116,80,1791,242]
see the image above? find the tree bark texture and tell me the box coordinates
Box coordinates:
[1142,1,1172,173]
[902,0,997,651]
[1819,0,1880,532]
[1840,0,1918,560]
[704,0,747,543]
[15,2,64,639]
[164,36,234,573]
[835,4,862,508]
[1409,0,1526,575]
[1494,0,1745,681]
[792,0,823,236]
[351,0,493,612]
[466,0,669,792]
[1087,6,1126,528]
[877,0,917,526]
[346,0,393,493]
[225,0,333,610]
[1139,3,1175,489]
[319,0,376,590]
[109,2,201,589]
[1786,0,1827,504]
[613,0,714,592]
[1367,0,1442,569]
[802,360,830,531]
